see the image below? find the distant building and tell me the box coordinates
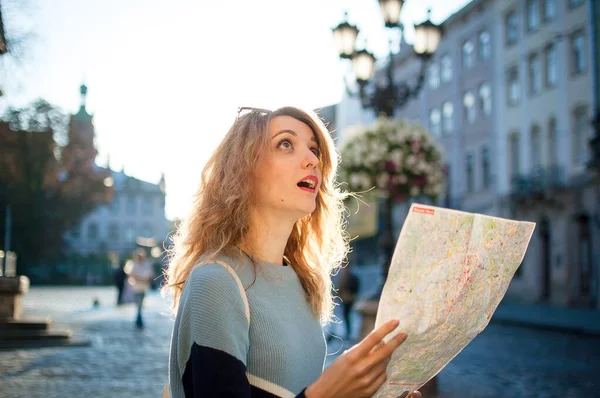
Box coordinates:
[334,0,599,308]
[65,168,168,256]
[63,85,168,265]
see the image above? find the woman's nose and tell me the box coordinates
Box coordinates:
[302,149,320,169]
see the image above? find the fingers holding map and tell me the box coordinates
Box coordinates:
[373,204,535,398]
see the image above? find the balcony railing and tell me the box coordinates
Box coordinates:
[510,165,567,200]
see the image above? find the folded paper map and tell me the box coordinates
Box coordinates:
[374,204,535,397]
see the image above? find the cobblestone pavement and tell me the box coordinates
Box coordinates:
[0,287,173,398]
[0,286,599,398]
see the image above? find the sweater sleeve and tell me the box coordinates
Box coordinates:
[176,263,251,397]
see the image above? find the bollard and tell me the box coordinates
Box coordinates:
[0,275,30,320]
[4,251,16,277]
[0,250,4,277]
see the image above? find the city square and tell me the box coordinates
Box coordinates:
[2,0,600,397]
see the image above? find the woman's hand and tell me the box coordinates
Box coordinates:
[305,319,418,398]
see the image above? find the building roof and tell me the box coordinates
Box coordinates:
[441,0,487,30]
[94,165,165,195]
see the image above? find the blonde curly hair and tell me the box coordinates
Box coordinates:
[163,106,349,324]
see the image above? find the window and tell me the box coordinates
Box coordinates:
[463,92,476,124]
[466,153,475,193]
[462,40,474,69]
[509,133,521,178]
[429,108,441,137]
[108,223,119,241]
[507,66,521,105]
[569,0,584,8]
[529,53,542,95]
[442,102,454,134]
[109,197,119,214]
[478,31,491,61]
[87,223,98,240]
[505,10,518,45]
[142,198,153,215]
[548,118,558,166]
[482,146,491,189]
[125,225,136,242]
[126,196,136,215]
[441,55,453,83]
[478,83,492,116]
[141,223,154,239]
[428,63,440,89]
[572,107,589,166]
[571,30,586,75]
[545,44,557,87]
[543,0,556,22]
[527,0,540,32]
[530,125,542,169]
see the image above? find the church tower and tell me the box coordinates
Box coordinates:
[62,83,98,170]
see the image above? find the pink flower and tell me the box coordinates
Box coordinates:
[414,176,427,188]
[384,161,396,173]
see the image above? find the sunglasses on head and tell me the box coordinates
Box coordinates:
[236,106,272,122]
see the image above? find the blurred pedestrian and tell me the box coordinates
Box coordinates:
[338,265,360,341]
[114,262,127,305]
[124,248,154,329]
[163,107,419,398]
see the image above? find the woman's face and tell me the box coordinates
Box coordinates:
[252,115,322,219]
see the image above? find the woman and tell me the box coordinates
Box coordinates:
[164,107,419,398]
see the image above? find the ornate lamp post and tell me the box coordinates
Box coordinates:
[334,7,443,395]
[332,1,442,118]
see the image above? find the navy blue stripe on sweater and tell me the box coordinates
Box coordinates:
[182,343,307,398]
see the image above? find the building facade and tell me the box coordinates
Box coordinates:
[494,0,598,307]
[334,0,599,308]
[65,169,168,258]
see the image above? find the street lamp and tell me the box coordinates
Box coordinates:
[332,2,441,117]
[379,0,404,28]
[332,8,441,392]
[331,12,359,60]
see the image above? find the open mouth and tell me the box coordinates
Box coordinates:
[297,175,318,192]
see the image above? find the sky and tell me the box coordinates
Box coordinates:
[0,0,472,220]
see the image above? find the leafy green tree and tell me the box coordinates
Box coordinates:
[0,100,113,275]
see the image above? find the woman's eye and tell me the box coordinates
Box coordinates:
[311,148,320,157]
[277,139,293,149]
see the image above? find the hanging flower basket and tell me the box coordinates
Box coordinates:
[339,117,445,202]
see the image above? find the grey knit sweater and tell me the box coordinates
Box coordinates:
[168,254,326,397]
